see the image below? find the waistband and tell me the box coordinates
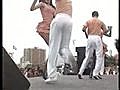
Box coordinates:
[88,35,101,37]
[56,13,71,18]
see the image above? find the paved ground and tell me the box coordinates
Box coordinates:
[28,74,119,90]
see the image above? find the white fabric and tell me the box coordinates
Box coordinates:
[78,35,103,76]
[47,13,76,78]
[99,54,105,75]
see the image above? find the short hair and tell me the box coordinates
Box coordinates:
[92,11,99,17]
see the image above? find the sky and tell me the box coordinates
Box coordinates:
[3,0,119,64]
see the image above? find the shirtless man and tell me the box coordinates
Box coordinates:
[78,11,109,80]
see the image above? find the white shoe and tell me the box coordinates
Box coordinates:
[45,77,57,83]
[45,72,59,83]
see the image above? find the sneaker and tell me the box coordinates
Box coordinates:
[45,77,57,83]
[42,71,48,80]
[45,72,59,83]
[78,74,83,79]
[92,75,102,80]
[97,75,102,79]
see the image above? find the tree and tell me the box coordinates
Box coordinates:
[105,54,116,67]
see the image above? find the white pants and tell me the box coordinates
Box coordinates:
[78,35,103,76]
[47,13,76,78]
[99,54,105,75]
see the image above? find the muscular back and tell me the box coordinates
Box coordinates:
[84,18,107,36]
[55,0,72,16]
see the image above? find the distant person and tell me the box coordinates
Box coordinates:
[78,11,109,80]
[99,42,108,75]
[99,29,111,76]
[45,0,76,83]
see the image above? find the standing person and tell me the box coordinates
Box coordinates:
[30,0,56,45]
[30,0,56,79]
[78,11,109,80]
[99,42,108,75]
[45,0,76,83]
[99,28,111,75]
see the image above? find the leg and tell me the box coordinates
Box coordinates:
[47,21,62,79]
[99,54,105,75]
[93,37,103,77]
[59,15,77,74]
[39,32,49,79]
[89,50,96,78]
[39,32,49,45]
[78,38,94,79]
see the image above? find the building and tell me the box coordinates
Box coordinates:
[20,47,46,69]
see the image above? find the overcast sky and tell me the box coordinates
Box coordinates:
[3,0,119,64]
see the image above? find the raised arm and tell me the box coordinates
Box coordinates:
[101,22,112,37]
[30,0,42,11]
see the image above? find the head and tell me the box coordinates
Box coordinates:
[92,11,99,17]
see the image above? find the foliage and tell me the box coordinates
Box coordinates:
[105,54,116,67]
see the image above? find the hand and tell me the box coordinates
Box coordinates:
[108,26,112,29]
[82,29,85,32]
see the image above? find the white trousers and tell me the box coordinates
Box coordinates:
[78,35,103,76]
[47,13,76,78]
[99,54,105,75]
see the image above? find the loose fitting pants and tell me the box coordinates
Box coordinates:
[78,35,103,76]
[47,13,76,78]
[99,54,105,75]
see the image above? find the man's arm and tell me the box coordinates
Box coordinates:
[101,22,112,37]
[104,26,112,37]
[30,0,42,11]
[82,26,88,39]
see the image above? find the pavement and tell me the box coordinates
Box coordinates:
[28,74,119,90]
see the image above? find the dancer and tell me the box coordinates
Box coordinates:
[82,22,111,78]
[30,0,56,45]
[45,0,77,83]
[99,28,111,75]
[30,0,56,79]
[78,11,109,80]
[99,42,108,75]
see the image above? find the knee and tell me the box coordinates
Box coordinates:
[60,48,69,55]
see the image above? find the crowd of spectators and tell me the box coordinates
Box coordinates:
[20,65,44,78]
[19,63,118,79]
